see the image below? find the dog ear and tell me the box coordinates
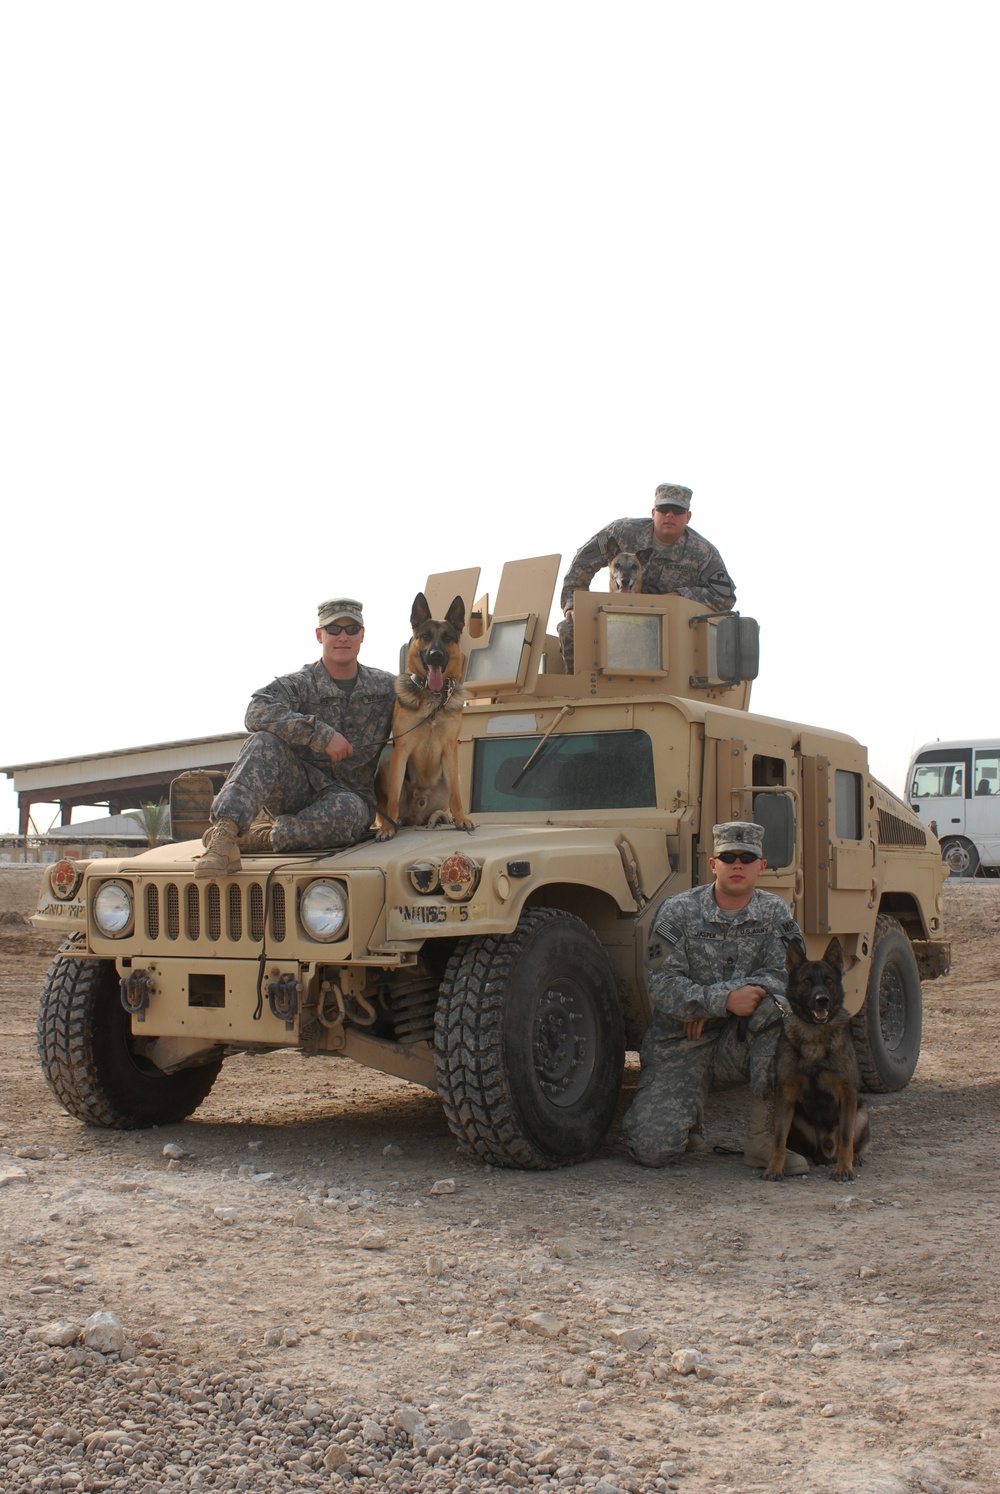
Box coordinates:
[445,596,466,634]
[410,593,432,629]
[636,547,654,566]
[785,938,807,974]
[823,936,845,972]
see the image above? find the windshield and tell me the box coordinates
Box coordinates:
[471,729,656,813]
[911,762,965,798]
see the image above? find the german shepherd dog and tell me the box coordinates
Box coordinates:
[609,550,649,594]
[765,937,871,1182]
[375,593,474,841]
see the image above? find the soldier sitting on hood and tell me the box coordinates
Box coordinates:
[195,597,395,878]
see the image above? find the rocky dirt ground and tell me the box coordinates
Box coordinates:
[0,866,998,1494]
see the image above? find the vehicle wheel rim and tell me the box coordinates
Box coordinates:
[944,843,971,874]
[878,964,907,1051]
[530,982,597,1107]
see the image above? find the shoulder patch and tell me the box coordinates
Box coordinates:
[778,915,800,945]
[652,907,682,945]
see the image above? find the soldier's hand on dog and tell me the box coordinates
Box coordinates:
[324,732,353,765]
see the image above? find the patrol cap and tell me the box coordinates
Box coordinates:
[712,821,765,857]
[318,597,364,629]
[654,483,692,511]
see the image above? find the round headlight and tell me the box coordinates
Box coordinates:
[300,880,348,941]
[93,881,133,936]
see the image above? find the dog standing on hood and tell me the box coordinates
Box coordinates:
[375,592,474,841]
[765,936,871,1182]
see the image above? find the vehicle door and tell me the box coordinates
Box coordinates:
[967,747,1000,868]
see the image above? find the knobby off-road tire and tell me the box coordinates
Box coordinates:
[851,914,923,1092]
[434,908,625,1169]
[939,836,980,878]
[37,940,223,1127]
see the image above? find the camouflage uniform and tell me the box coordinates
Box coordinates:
[557,518,736,672]
[209,660,395,852]
[622,883,801,1167]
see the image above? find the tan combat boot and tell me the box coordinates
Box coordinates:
[742,1096,809,1176]
[194,818,242,879]
[240,810,275,854]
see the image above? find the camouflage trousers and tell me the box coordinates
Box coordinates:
[622,1006,783,1167]
[556,617,575,674]
[211,731,372,852]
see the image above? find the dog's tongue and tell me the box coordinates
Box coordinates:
[428,664,444,693]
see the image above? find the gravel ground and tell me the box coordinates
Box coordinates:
[1,867,998,1493]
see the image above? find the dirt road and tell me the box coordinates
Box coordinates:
[1,867,997,1492]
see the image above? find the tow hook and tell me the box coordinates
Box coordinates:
[267,972,302,1028]
[120,969,153,1020]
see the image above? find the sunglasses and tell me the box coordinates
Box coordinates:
[656,504,687,516]
[324,622,362,636]
[715,850,760,864]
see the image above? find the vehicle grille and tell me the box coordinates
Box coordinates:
[143,880,287,948]
[877,808,928,848]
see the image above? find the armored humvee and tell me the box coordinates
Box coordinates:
[33,555,949,1168]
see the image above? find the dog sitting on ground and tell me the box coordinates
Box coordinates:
[609,550,649,594]
[765,937,871,1182]
[375,592,474,841]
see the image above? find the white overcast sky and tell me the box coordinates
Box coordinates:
[1,4,997,833]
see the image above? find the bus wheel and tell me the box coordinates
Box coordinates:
[940,837,979,878]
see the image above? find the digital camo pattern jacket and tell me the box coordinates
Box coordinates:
[559,517,736,613]
[245,660,395,814]
[646,883,801,1028]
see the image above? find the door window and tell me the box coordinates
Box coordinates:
[972,751,1000,798]
[912,762,965,798]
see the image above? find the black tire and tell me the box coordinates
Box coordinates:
[37,941,223,1128]
[434,908,625,1169]
[851,915,922,1092]
[940,837,980,878]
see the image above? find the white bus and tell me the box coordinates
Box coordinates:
[907,738,1000,876]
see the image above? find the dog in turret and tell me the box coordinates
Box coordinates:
[375,592,474,841]
[765,936,871,1182]
[609,550,649,594]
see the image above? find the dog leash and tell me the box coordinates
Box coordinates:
[348,679,463,755]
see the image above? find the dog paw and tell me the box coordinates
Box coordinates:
[762,1169,785,1182]
[832,1169,856,1183]
[375,827,397,842]
[456,817,476,833]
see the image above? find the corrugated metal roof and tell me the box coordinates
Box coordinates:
[46,814,147,840]
[0,731,244,776]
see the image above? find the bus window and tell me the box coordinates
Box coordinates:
[912,762,965,798]
[973,751,1000,797]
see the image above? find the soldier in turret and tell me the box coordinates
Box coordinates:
[558,483,735,672]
